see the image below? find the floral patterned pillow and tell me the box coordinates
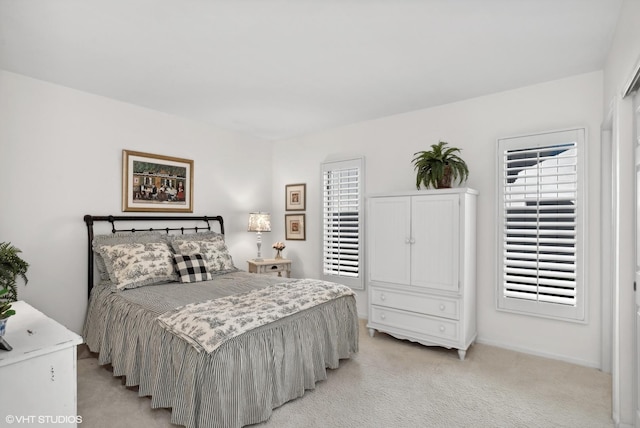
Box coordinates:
[96,242,177,290]
[93,231,165,282]
[171,236,236,273]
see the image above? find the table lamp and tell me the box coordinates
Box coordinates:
[247,212,271,261]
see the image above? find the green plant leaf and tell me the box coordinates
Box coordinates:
[0,242,29,303]
[0,309,15,319]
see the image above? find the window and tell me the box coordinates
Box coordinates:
[497,128,586,321]
[322,158,364,289]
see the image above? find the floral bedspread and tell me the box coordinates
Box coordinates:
[156,279,355,353]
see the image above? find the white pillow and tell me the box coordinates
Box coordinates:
[96,241,177,290]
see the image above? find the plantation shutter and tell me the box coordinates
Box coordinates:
[497,129,585,321]
[322,158,364,289]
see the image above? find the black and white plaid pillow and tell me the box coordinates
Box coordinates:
[174,254,212,283]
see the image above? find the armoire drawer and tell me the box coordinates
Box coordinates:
[370,288,459,320]
[370,306,459,342]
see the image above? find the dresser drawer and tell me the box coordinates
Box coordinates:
[370,306,459,342]
[247,259,292,277]
[257,263,288,274]
[370,288,459,320]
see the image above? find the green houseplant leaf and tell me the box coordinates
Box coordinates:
[0,242,29,319]
[0,288,16,319]
[412,141,469,189]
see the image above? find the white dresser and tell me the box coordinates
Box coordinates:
[0,301,83,426]
[366,188,477,360]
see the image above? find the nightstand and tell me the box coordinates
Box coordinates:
[0,301,83,426]
[247,259,292,278]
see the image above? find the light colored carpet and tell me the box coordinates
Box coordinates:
[77,320,612,428]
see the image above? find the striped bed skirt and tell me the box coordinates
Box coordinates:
[83,276,359,428]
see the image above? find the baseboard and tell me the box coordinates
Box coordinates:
[611,408,639,428]
[475,337,601,369]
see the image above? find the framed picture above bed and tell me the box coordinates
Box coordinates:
[285,183,306,211]
[122,150,194,212]
[285,213,305,240]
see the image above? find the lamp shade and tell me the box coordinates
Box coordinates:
[247,212,271,232]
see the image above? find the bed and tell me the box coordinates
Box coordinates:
[82,215,359,428]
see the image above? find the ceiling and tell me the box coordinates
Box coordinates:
[0,0,623,141]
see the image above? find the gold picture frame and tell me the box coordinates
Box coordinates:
[285,183,306,211]
[122,150,194,212]
[285,214,306,241]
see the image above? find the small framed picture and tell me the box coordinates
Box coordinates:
[285,183,306,211]
[122,150,194,212]
[285,214,306,241]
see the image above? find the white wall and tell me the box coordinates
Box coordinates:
[602,1,640,425]
[0,70,273,333]
[0,67,610,371]
[273,71,603,368]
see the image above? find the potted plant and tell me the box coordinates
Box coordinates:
[412,141,469,189]
[0,242,29,335]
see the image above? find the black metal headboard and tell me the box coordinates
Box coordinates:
[83,214,225,297]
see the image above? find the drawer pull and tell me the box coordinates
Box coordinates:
[380,313,386,320]
[439,325,445,332]
[380,293,386,301]
[271,265,278,270]
[439,304,446,311]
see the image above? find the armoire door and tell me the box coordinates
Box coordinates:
[411,194,460,292]
[368,196,411,285]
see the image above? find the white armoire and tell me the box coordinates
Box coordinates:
[366,188,477,360]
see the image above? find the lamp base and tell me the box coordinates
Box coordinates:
[253,257,264,262]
